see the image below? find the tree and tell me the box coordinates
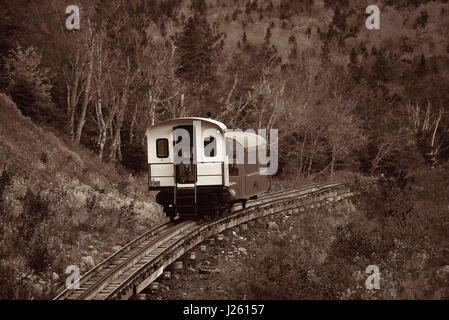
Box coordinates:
[242,31,248,47]
[174,15,223,86]
[332,6,347,32]
[3,44,53,122]
[191,0,207,15]
[415,53,427,78]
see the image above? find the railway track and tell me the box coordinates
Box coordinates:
[54,178,377,300]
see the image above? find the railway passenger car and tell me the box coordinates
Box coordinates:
[146,117,269,221]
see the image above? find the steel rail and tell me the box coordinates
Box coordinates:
[102,180,375,300]
[54,219,182,299]
[55,178,377,300]
[75,220,198,300]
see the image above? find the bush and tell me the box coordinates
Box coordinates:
[18,189,51,242]
[3,44,55,123]
[26,234,51,274]
[227,166,449,299]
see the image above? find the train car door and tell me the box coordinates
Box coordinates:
[227,138,245,199]
[173,125,196,184]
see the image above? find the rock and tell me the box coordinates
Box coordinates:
[112,246,122,252]
[199,268,212,274]
[91,250,98,256]
[442,222,449,231]
[238,247,247,253]
[266,221,279,229]
[88,245,94,250]
[232,231,238,237]
[52,272,59,281]
[81,256,95,268]
[437,265,449,280]
[187,267,196,273]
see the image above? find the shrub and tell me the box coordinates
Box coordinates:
[227,166,449,299]
[26,234,51,274]
[17,189,51,242]
[2,44,54,123]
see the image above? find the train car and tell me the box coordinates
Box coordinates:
[146,117,269,221]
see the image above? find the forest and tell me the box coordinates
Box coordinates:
[1,0,448,177]
[0,0,448,299]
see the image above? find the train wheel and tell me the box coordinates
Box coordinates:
[170,216,175,222]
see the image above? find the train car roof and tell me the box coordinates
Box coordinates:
[147,117,227,133]
[225,131,267,148]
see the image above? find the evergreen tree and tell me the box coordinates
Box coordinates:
[321,40,331,62]
[160,19,167,37]
[349,47,358,65]
[264,26,272,43]
[174,15,223,84]
[233,9,239,21]
[332,6,347,32]
[415,53,427,77]
[372,52,388,82]
[191,0,207,15]
[242,31,248,47]
[429,55,438,74]
[3,44,54,122]
[288,34,297,45]
[359,41,367,55]
[415,10,429,29]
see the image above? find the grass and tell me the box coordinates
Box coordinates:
[225,166,449,299]
[0,94,163,299]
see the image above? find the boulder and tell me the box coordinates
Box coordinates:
[266,221,279,229]
[199,268,212,274]
[437,265,449,280]
[81,256,95,268]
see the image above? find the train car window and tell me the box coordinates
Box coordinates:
[156,139,169,158]
[204,136,216,157]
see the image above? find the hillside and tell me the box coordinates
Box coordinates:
[1,0,448,300]
[1,0,448,176]
[0,94,162,299]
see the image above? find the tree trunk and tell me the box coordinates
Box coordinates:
[298,132,306,176]
[75,35,94,144]
[65,48,83,140]
[330,144,336,176]
[129,102,138,144]
[66,84,76,140]
[110,80,130,162]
